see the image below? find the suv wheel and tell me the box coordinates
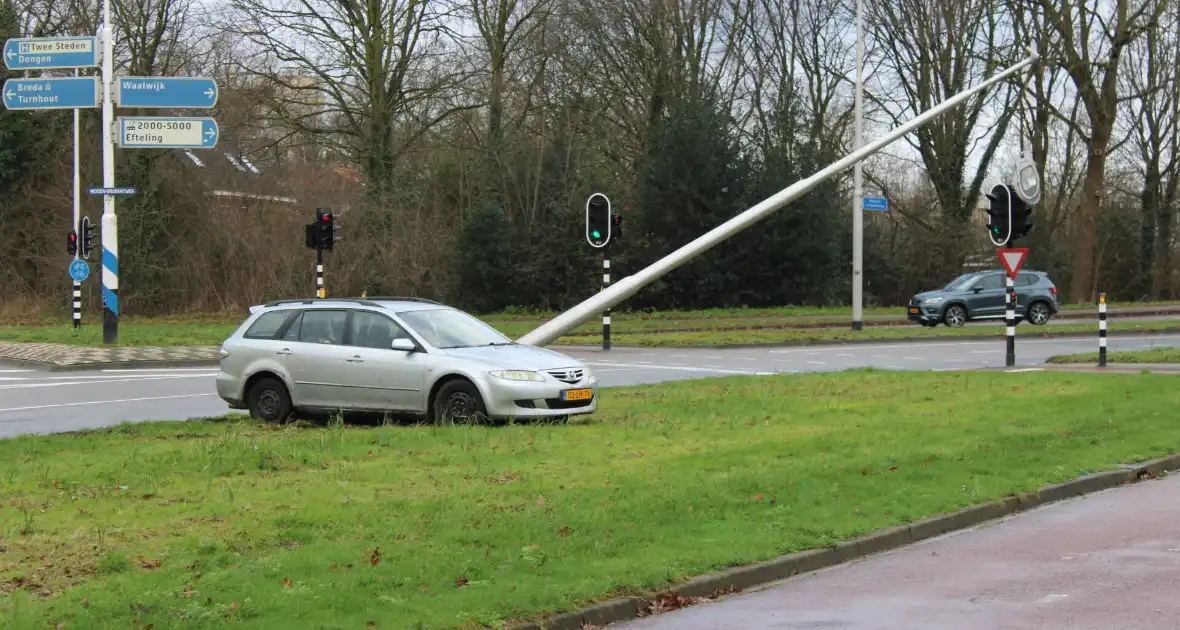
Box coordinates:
[247,377,293,423]
[1027,301,1052,325]
[943,305,967,328]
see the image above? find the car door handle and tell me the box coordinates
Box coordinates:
[276,348,293,356]
[346,355,364,363]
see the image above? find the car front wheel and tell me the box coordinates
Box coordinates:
[943,305,967,328]
[1027,301,1052,325]
[432,379,490,426]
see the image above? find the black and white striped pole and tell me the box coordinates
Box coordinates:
[1005,274,1016,367]
[73,281,82,329]
[602,250,611,350]
[316,247,325,299]
[586,193,612,350]
[1098,293,1107,367]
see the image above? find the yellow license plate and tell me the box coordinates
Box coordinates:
[562,388,593,402]
[909,307,919,314]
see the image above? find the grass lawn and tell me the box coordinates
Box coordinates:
[1046,347,1180,364]
[2,370,1180,629]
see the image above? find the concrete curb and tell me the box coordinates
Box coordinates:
[509,453,1180,630]
[551,327,1180,351]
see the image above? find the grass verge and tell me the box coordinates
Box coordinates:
[2,370,1179,629]
[1045,347,1180,364]
[3,315,1179,350]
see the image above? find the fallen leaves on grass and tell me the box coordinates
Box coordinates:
[558,526,572,537]
[136,558,161,570]
[454,577,468,588]
[370,547,382,566]
[282,577,293,589]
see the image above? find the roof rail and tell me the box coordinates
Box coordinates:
[262,297,383,308]
[359,296,442,305]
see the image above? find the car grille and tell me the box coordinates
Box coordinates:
[545,368,584,384]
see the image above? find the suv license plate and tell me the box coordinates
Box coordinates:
[561,388,593,402]
[909,307,919,314]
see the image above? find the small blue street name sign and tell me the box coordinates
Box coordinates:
[117,116,219,149]
[3,36,100,70]
[2,76,100,110]
[87,187,137,196]
[863,196,889,211]
[69,259,90,282]
[114,76,218,108]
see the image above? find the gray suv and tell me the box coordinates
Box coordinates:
[907,269,1060,327]
[215,297,597,424]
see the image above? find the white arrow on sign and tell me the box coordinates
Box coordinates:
[204,88,214,98]
[5,89,13,99]
[4,50,13,60]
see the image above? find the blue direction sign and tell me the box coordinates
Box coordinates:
[69,259,90,282]
[2,76,99,110]
[87,187,137,196]
[3,36,100,70]
[115,76,218,108]
[863,196,889,211]
[117,117,219,149]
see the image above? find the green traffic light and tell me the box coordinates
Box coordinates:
[592,230,601,238]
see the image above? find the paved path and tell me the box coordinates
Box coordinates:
[612,472,1180,630]
[2,333,1178,439]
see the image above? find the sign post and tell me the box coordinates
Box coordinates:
[4,35,101,331]
[998,247,1028,368]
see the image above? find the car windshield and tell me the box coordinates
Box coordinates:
[943,274,977,291]
[396,308,513,349]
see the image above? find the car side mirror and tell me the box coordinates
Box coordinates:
[971,286,983,293]
[391,338,416,352]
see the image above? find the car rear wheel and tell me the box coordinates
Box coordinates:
[1028,300,1052,325]
[247,377,292,423]
[432,379,490,426]
[943,305,967,328]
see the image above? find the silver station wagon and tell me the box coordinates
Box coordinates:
[215,297,597,424]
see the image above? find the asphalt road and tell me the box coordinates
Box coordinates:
[612,471,1180,630]
[2,333,1179,439]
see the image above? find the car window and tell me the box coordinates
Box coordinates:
[292,309,348,345]
[243,311,293,339]
[281,312,303,341]
[944,273,976,291]
[976,274,1004,290]
[1017,273,1038,286]
[348,310,412,349]
[397,308,511,349]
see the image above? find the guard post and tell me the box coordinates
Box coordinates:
[1098,293,1107,367]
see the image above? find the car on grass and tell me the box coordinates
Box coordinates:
[907,269,1060,328]
[215,297,597,424]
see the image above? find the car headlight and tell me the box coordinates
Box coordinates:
[922,297,944,305]
[488,370,545,382]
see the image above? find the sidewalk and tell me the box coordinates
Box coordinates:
[0,341,219,371]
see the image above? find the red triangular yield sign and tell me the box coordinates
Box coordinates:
[997,248,1029,278]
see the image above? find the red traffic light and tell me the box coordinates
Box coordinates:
[69,233,77,242]
[322,214,332,221]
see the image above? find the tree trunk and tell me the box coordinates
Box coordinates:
[1070,141,1108,303]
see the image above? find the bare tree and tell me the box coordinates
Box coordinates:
[1029,0,1165,301]
[1118,1,1180,298]
[866,0,1018,266]
[217,0,476,200]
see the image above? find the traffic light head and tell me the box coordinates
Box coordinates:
[315,208,335,250]
[1010,194,1033,242]
[79,217,96,259]
[984,184,1012,247]
[68,230,78,256]
[585,193,611,248]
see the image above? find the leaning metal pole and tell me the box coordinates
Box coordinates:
[517,49,1040,347]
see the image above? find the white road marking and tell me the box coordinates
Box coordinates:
[1006,368,1045,373]
[0,377,29,381]
[586,361,775,376]
[0,374,214,390]
[903,357,923,361]
[100,367,217,373]
[806,361,826,365]
[41,373,217,381]
[0,369,34,373]
[0,393,218,414]
[969,350,994,354]
[767,335,1180,354]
